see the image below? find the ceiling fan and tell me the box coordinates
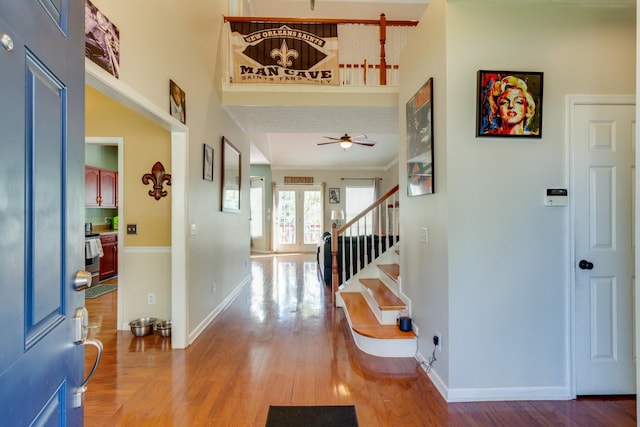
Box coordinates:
[317,133,377,149]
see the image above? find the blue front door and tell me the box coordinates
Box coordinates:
[0,0,86,424]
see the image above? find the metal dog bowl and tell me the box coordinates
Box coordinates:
[156,320,172,337]
[129,317,156,337]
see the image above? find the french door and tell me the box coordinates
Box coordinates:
[274,185,323,252]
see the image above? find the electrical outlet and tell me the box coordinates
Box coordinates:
[211,283,216,295]
[434,331,442,351]
[127,224,138,235]
[147,293,156,305]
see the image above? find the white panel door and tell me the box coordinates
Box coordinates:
[574,102,635,394]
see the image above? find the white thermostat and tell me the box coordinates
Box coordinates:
[545,188,568,206]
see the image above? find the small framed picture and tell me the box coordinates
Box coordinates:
[203,144,214,181]
[476,70,543,138]
[329,188,340,204]
[169,79,186,124]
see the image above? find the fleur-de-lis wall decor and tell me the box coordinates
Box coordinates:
[142,161,172,200]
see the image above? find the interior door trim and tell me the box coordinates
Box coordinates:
[566,94,635,398]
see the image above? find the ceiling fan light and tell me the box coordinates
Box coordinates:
[339,141,352,149]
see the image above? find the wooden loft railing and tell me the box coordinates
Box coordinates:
[223,15,418,86]
[331,184,399,305]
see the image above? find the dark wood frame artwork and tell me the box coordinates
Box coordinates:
[221,137,241,213]
[476,70,543,138]
[406,77,434,197]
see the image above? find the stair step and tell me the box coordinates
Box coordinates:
[359,278,406,310]
[377,263,399,282]
[341,292,415,339]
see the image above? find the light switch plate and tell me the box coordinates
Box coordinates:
[126,224,138,235]
[420,227,428,243]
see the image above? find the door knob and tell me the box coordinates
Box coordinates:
[1,34,14,51]
[578,260,594,270]
[74,270,92,291]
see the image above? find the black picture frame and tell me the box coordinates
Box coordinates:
[406,77,434,197]
[329,188,340,204]
[221,137,241,213]
[476,70,543,138]
[203,144,214,181]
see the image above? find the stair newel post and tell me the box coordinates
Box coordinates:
[379,13,387,86]
[331,222,339,306]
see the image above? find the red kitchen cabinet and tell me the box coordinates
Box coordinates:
[85,166,117,208]
[99,234,117,281]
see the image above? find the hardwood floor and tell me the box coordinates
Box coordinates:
[85,253,636,426]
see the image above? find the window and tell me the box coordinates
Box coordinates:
[345,184,374,234]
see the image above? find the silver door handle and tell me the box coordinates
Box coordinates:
[74,270,92,291]
[73,338,103,408]
[81,338,103,388]
[72,306,104,408]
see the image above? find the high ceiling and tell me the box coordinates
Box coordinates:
[229,0,634,169]
[227,0,428,170]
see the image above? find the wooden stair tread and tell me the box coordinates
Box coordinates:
[377,263,399,282]
[359,278,406,310]
[341,292,415,339]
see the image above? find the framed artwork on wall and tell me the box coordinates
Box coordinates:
[203,144,213,181]
[221,137,241,213]
[476,70,543,138]
[84,0,121,78]
[329,188,340,204]
[169,79,186,124]
[406,77,434,197]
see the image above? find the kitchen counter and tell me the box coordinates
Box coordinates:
[91,225,118,236]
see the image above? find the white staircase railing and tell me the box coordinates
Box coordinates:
[331,184,399,305]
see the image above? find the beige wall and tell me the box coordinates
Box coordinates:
[86,85,172,247]
[88,0,251,335]
[400,0,635,399]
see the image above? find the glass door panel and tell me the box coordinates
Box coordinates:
[276,189,296,247]
[275,185,323,252]
[303,190,322,245]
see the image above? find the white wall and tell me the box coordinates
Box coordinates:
[91,0,252,336]
[399,0,451,390]
[400,0,635,399]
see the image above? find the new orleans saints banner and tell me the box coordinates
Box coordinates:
[229,22,339,85]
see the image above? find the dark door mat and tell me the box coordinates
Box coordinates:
[265,405,358,427]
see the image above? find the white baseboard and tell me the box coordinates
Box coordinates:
[415,351,571,402]
[446,386,571,402]
[188,274,251,345]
